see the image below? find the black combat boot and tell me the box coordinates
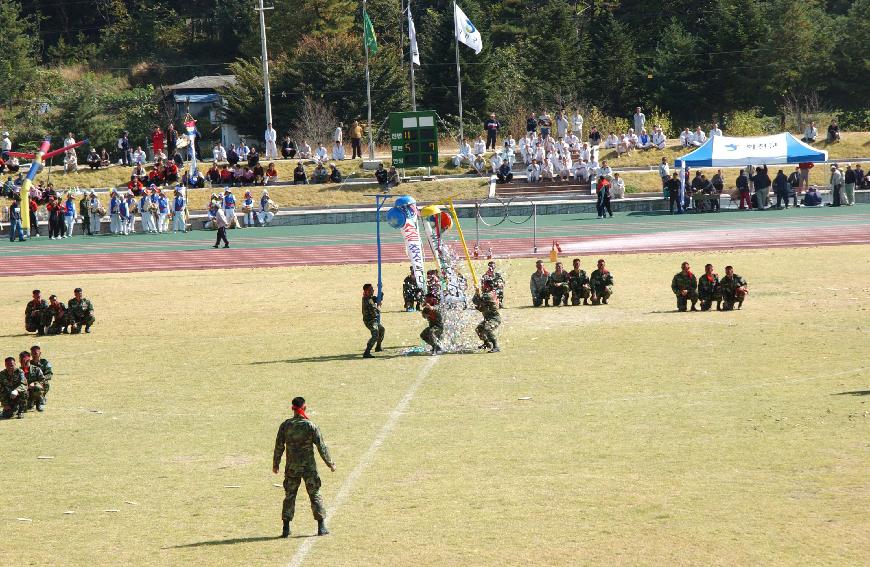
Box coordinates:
[72,325,81,334]
[374,345,382,352]
[363,348,374,358]
[489,341,500,353]
[85,324,91,333]
[281,519,290,538]
[317,519,329,536]
[716,301,722,311]
[583,298,590,305]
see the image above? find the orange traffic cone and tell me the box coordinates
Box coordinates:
[473,244,480,259]
[486,246,493,260]
[549,241,558,263]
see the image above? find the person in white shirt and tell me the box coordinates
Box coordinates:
[627,129,639,149]
[638,129,653,150]
[64,151,78,174]
[555,111,569,139]
[313,142,328,164]
[708,123,722,138]
[472,154,487,176]
[598,160,613,180]
[88,191,102,234]
[679,128,692,147]
[612,172,626,199]
[489,152,502,174]
[1,131,11,154]
[506,135,516,153]
[473,136,486,156]
[557,156,571,182]
[658,156,670,197]
[63,132,76,160]
[527,159,541,182]
[334,124,343,145]
[604,132,619,149]
[802,121,817,143]
[633,107,645,134]
[213,143,227,162]
[534,143,546,163]
[499,142,514,168]
[298,140,312,159]
[519,135,532,164]
[565,131,580,151]
[453,139,472,167]
[331,141,345,161]
[616,134,631,157]
[691,127,707,147]
[573,160,588,183]
[578,142,591,163]
[258,189,275,226]
[571,112,583,140]
[541,157,554,182]
[651,128,667,150]
[238,142,250,161]
[264,123,278,160]
[131,146,146,165]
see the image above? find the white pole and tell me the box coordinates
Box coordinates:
[256,0,274,127]
[409,4,416,111]
[364,0,375,160]
[453,2,464,143]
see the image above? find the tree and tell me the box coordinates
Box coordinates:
[518,0,582,108]
[0,0,40,104]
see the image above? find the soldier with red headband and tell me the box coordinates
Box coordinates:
[473,280,501,352]
[273,396,336,538]
[420,294,444,354]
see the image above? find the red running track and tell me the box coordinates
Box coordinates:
[2,225,870,277]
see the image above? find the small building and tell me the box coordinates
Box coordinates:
[162,75,240,151]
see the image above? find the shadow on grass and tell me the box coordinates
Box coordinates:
[0,333,35,339]
[164,535,308,548]
[833,390,870,396]
[250,348,410,365]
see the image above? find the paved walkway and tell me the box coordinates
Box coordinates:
[1,205,868,276]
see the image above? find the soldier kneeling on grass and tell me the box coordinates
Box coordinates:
[698,264,722,311]
[672,261,699,312]
[420,294,444,355]
[473,280,501,353]
[589,258,613,305]
[46,295,72,335]
[1,356,28,419]
[569,258,591,305]
[20,351,47,412]
[530,260,551,307]
[720,266,748,311]
[67,287,95,334]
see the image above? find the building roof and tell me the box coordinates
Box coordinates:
[165,75,236,91]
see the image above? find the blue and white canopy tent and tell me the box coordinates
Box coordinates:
[675,133,827,169]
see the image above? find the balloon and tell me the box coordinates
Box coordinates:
[419,204,440,219]
[394,195,416,208]
[430,211,452,231]
[386,206,407,229]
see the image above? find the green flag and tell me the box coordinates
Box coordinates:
[364,11,378,54]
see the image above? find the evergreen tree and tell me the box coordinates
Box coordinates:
[0,0,40,104]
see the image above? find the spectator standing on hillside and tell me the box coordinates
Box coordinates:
[526,112,537,134]
[571,111,583,140]
[264,123,278,160]
[1,131,11,157]
[166,124,178,157]
[633,107,645,134]
[555,111,569,139]
[538,112,552,139]
[802,121,817,143]
[484,113,500,150]
[349,121,363,159]
[119,131,131,166]
[152,126,164,158]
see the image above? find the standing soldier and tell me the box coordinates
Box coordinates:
[548,262,571,306]
[720,266,748,310]
[671,261,699,312]
[79,192,91,235]
[473,280,501,352]
[419,294,444,354]
[568,258,591,306]
[273,397,336,538]
[589,258,614,305]
[529,260,550,307]
[67,287,95,334]
[361,283,384,358]
[402,267,423,312]
[480,261,506,308]
[1,356,28,419]
[697,263,722,311]
[25,289,51,335]
[30,345,52,408]
[19,351,46,412]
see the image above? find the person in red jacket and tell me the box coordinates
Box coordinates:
[29,196,39,237]
[152,126,165,158]
[798,162,814,192]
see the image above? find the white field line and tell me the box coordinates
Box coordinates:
[286,355,439,567]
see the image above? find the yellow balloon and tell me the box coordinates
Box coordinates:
[419,205,440,219]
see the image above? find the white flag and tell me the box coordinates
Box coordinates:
[408,9,420,66]
[454,3,482,55]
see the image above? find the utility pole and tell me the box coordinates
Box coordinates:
[255,0,274,128]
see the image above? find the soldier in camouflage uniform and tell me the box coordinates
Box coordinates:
[481,261,506,308]
[697,263,722,311]
[1,356,28,419]
[720,265,748,311]
[671,261,699,312]
[419,294,444,354]
[548,262,571,306]
[273,396,336,538]
[46,295,72,335]
[568,258,591,305]
[67,287,95,333]
[402,267,423,312]
[25,289,51,335]
[589,258,614,305]
[30,345,52,406]
[19,351,47,412]
[473,280,501,352]
[529,260,551,307]
[361,283,384,358]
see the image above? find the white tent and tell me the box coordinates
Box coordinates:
[675,133,828,169]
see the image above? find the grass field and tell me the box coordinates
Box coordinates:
[0,246,868,566]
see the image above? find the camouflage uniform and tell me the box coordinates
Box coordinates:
[47,301,72,335]
[720,273,748,310]
[589,269,614,305]
[25,298,51,334]
[67,297,95,333]
[530,271,551,307]
[35,358,53,399]
[419,305,444,351]
[273,415,334,522]
[697,273,722,311]
[472,290,501,350]
[568,268,591,305]
[402,275,422,311]
[548,269,571,306]
[362,296,384,355]
[671,271,699,311]
[1,367,28,418]
[23,364,47,410]
[481,272,506,307]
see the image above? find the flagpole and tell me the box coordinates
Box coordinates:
[453,1,464,143]
[408,4,416,111]
[363,0,375,160]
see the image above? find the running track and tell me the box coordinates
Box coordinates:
[2,219,869,277]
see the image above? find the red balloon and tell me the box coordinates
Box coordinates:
[429,211,452,231]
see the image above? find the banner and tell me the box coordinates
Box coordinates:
[408,9,420,65]
[364,11,378,55]
[454,3,482,55]
[387,195,426,293]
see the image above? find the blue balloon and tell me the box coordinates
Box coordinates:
[385,206,407,229]
[394,195,416,208]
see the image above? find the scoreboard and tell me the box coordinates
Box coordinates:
[389,111,438,168]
